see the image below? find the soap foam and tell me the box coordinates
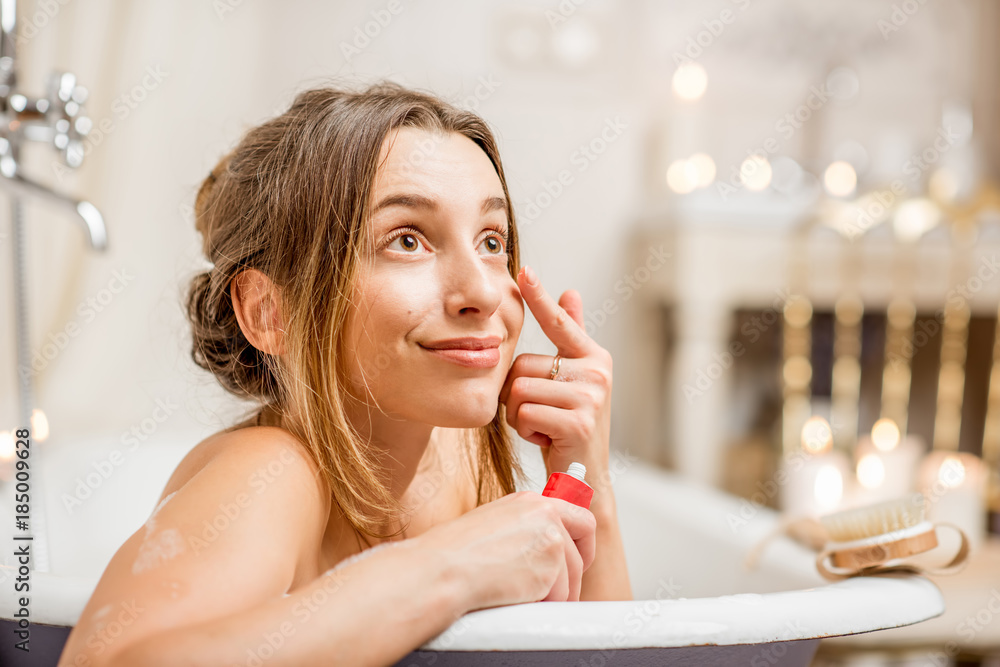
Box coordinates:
[132,528,185,574]
[131,492,185,574]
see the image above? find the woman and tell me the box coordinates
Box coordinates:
[59,80,631,667]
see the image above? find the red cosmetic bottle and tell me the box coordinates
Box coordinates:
[541,462,594,510]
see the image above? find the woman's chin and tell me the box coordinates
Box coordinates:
[427,404,501,429]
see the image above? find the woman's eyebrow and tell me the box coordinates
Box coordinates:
[372,193,508,216]
[481,195,507,215]
[373,192,437,214]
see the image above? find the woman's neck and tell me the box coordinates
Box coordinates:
[273,395,439,504]
[341,396,437,502]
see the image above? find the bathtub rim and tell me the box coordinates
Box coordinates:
[0,567,943,651]
[418,572,944,650]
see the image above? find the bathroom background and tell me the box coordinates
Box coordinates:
[0,0,998,664]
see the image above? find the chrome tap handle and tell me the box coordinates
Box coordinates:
[45,70,90,168]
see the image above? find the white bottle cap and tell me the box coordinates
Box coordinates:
[566,462,587,481]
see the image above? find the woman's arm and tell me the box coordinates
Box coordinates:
[58,428,334,667]
[61,424,596,666]
[577,465,632,601]
[107,539,468,667]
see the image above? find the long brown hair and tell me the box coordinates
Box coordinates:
[185,80,527,544]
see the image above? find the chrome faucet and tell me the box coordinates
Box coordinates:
[1,0,107,574]
[0,46,107,248]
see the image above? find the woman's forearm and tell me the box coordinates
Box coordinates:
[580,483,633,601]
[106,540,469,667]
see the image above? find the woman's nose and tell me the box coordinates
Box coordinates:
[441,248,503,317]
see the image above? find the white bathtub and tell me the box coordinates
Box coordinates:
[0,433,945,666]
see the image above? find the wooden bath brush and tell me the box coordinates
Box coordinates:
[814,493,970,580]
[743,493,971,580]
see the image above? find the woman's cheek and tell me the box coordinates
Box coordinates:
[508,300,525,339]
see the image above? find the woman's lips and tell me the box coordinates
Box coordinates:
[420,345,500,368]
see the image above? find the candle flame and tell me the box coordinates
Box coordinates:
[871,418,900,452]
[31,409,49,442]
[814,465,844,510]
[938,455,966,489]
[801,416,833,454]
[857,453,886,489]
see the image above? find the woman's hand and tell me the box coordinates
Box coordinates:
[499,265,613,489]
[493,267,631,604]
[411,491,597,612]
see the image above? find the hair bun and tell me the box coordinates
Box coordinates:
[193,149,236,243]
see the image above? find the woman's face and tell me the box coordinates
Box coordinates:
[343,127,524,428]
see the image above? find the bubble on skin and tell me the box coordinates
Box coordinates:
[132,528,186,574]
[92,605,112,634]
[163,579,186,599]
[132,493,185,575]
[154,491,177,514]
[139,491,177,537]
[91,603,120,635]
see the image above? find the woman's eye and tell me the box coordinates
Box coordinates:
[386,232,426,253]
[384,228,507,255]
[479,233,507,256]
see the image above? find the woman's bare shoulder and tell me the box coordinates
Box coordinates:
[156,425,330,514]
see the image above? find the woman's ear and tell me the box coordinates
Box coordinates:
[230,269,286,356]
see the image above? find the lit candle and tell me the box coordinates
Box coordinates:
[852,419,924,504]
[31,409,49,442]
[779,416,853,517]
[917,451,987,551]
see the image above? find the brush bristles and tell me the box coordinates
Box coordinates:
[819,493,927,542]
